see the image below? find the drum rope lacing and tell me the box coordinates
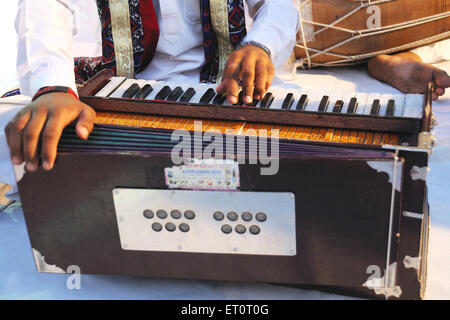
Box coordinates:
[295,0,450,69]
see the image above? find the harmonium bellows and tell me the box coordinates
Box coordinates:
[18,69,434,299]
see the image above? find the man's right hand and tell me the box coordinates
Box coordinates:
[5,92,95,171]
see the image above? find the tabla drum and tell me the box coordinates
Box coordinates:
[294,0,450,68]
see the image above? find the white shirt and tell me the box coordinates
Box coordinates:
[15,0,300,97]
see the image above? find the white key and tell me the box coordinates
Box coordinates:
[132,79,147,97]
[162,81,194,102]
[95,76,126,97]
[403,94,424,118]
[143,80,168,100]
[108,79,140,98]
[303,89,322,112]
[379,94,394,116]
[316,92,331,112]
[363,93,381,115]
[189,83,215,104]
[266,87,288,110]
[326,92,343,113]
[391,94,405,117]
[287,88,307,110]
[291,88,309,111]
[135,80,159,99]
[253,90,276,108]
[111,79,149,98]
[280,88,298,110]
[166,81,194,92]
[341,92,356,114]
[252,95,262,107]
[354,93,368,115]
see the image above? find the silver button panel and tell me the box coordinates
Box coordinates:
[113,189,296,256]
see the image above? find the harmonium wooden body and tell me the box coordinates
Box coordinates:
[18,69,435,299]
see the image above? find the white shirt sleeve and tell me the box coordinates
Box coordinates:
[244,0,299,69]
[16,0,77,97]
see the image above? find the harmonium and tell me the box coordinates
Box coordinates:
[18,69,435,299]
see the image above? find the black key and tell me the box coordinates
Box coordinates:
[122,83,141,98]
[167,86,184,101]
[179,87,196,102]
[282,93,295,110]
[370,99,380,115]
[333,100,344,113]
[260,92,274,108]
[296,94,308,110]
[318,95,330,112]
[347,97,358,114]
[386,99,395,117]
[249,98,260,107]
[212,92,227,105]
[236,91,244,106]
[137,84,153,99]
[155,86,172,100]
[200,88,216,104]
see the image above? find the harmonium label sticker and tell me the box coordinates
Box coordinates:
[164,159,240,190]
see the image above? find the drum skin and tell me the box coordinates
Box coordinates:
[294,0,450,66]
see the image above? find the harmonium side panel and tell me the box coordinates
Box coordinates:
[394,148,430,300]
[18,151,403,298]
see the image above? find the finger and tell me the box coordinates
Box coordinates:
[265,65,275,92]
[241,58,256,104]
[432,92,438,100]
[216,81,226,94]
[5,109,31,164]
[22,108,48,171]
[254,61,268,100]
[223,58,242,104]
[226,78,241,105]
[40,112,68,170]
[268,64,275,88]
[75,105,95,140]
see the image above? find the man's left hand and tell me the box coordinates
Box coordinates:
[216,45,274,105]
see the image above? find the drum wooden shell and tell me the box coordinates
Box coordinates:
[294,0,450,67]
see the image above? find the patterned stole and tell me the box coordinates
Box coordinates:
[74,0,246,84]
[200,0,246,83]
[75,0,159,83]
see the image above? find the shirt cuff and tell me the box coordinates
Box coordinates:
[242,4,299,69]
[20,63,78,98]
[239,41,272,59]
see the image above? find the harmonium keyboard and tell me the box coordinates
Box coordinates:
[18,69,435,299]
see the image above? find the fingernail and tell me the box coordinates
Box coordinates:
[43,161,52,171]
[230,96,238,104]
[79,127,89,139]
[254,95,261,100]
[244,96,252,104]
[12,157,22,165]
[26,162,37,172]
